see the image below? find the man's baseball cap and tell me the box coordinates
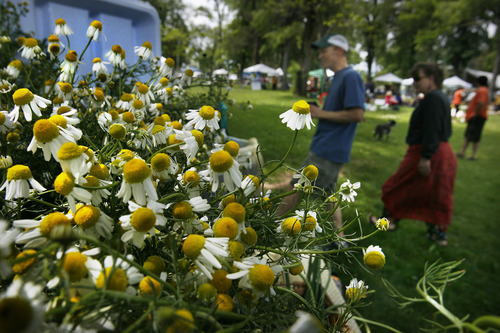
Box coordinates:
[311,34,349,51]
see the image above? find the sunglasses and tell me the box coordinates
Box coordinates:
[413,75,426,82]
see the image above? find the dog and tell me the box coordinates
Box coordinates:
[373,120,397,141]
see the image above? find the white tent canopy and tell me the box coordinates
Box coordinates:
[466,68,500,89]
[443,76,472,89]
[213,68,229,75]
[401,78,414,86]
[374,73,402,83]
[275,67,284,76]
[243,63,279,76]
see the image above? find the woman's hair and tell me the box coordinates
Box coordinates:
[410,62,444,89]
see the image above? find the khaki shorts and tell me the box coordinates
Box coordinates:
[292,152,343,195]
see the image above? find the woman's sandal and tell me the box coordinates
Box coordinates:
[368,214,398,231]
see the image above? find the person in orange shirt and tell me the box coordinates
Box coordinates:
[457,76,489,160]
[451,86,464,117]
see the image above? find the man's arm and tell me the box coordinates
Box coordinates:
[310,105,364,123]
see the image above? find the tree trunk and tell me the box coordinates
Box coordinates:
[295,11,316,96]
[252,36,261,65]
[281,41,291,90]
[490,21,500,102]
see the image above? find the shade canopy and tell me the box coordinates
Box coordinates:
[443,75,472,89]
[401,78,414,86]
[374,73,403,83]
[243,63,279,76]
[213,68,229,75]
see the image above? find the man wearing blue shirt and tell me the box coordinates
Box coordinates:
[280,34,365,238]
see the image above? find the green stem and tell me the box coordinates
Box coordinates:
[71,38,93,85]
[122,58,142,88]
[123,302,154,333]
[262,130,298,180]
[351,315,404,333]
[473,315,500,330]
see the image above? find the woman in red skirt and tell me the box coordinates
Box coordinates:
[370,63,457,246]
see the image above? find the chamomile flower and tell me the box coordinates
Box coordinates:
[87,20,104,41]
[90,255,144,294]
[54,172,92,212]
[241,174,259,197]
[363,245,385,270]
[92,57,109,76]
[115,93,134,111]
[374,217,390,231]
[149,102,163,117]
[222,202,247,234]
[10,88,51,122]
[105,44,123,67]
[292,164,318,188]
[0,220,20,278]
[117,158,158,205]
[57,142,91,183]
[279,100,315,131]
[226,256,283,299]
[90,87,110,109]
[0,165,46,200]
[0,155,13,169]
[27,119,73,162]
[150,152,178,180]
[134,41,154,60]
[339,179,361,203]
[14,211,73,247]
[345,278,368,302]
[58,51,79,82]
[49,113,82,141]
[51,102,79,124]
[277,217,301,238]
[208,150,242,192]
[6,59,22,78]
[185,105,220,131]
[19,37,45,60]
[173,129,202,160]
[55,81,74,101]
[0,79,14,94]
[158,57,175,78]
[0,110,15,133]
[295,210,322,237]
[181,69,194,87]
[152,77,169,93]
[54,18,74,36]
[157,86,173,104]
[82,175,111,206]
[182,234,229,279]
[0,279,46,333]
[47,34,64,59]
[149,124,169,147]
[120,200,168,248]
[136,83,154,105]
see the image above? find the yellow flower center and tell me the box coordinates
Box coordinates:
[167,134,182,149]
[190,130,204,147]
[9,59,23,70]
[198,106,215,120]
[0,85,9,93]
[123,159,150,183]
[248,264,275,291]
[93,57,102,64]
[281,218,301,236]
[222,202,245,224]
[246,174,260,188]
[185,69,194,77]
[228,240,244,260]
[57,106,72,115]
[172,201,193,220]
[292,100,310,115]
[363,250,385,270]
[213,217,239,239]
[132,99,144,109]
[143,255,165,275]
[49,114,67,129]
[49,45,61,55]
[289,263,304,276]
[210,150,233,173]
[94,89,105,102]
[216,293,234,312]
[7,165,32,180]
[130,207,156,232]
[139,276,162,296]
[168,120,183,130]
[169,309,195,332]
[210,269,232,293]
[165,58,175,68]
[48,34,59,43]
[39,212,72,235]
[57,142,82,161]
[153,116,166,126]
[54,172,75,195]
[89,164,110,180]
[182,234,206,260]
[142,41,152,50]
[53,96,64,104]
[197,283,217,301]
[156,103,163,111]
[96,267,128,291]
[159,77,169,85]
[241,227,258,246]
[138,84,149,95]
[13,88,34,106]
[223,141,239,157]
[74,205,100,229]
[84,175,100,187]
[109,123,126,140]
[55,18,66,25]
[118,149,134,161]
[6,132,20,143]
[65,52,77,62]
[302,215,317,232]
[62,252,88,281]
[90,20,102,30]
[152,124,166,135]
[166,87,173,95]
[12,249,37,274]
[111,44,122,54]
[24,37,38,48]
[221,194,235,208]
[122,111,135,123]
[0,297,34,333]
[151,153,171,172]
[183,170,200,185]
[119,93,132,102]
[59,82,73,93]
[303,164,318,181]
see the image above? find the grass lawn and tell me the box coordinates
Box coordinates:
[226,86,500,332]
